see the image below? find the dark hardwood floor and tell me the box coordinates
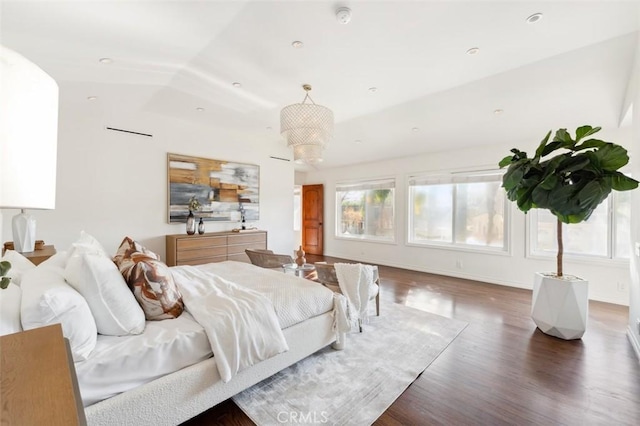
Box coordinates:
[184,255,640,425]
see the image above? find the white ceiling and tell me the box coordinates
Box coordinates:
[1,1,639,170]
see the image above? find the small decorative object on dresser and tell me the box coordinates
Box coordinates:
[295,245,306,266]
[198,218,205,235]
[186,211,195,235]
[186,196,201,235]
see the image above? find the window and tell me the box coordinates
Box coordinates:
[529,190,631,260]
[335,179,395,242]
[408,172,508,251]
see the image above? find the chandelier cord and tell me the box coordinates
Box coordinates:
[301,93,316,105]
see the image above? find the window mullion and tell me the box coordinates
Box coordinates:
[451,184,457,245]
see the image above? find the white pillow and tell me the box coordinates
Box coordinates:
[0,250,36,286]
[0,283,22,335]
[69,231,110,259]
[65,253,145,336]
[64,231,111,289]
[20,265,97,361]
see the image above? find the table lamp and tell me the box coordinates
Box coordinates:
[0,45,58,252]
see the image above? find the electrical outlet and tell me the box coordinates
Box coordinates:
[617,282,627,292]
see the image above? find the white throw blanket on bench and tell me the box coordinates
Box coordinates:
[171,265,288,383]
[334,263,375,330]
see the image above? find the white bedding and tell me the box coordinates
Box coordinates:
[171,264,289,383]
[76,311,211,406]
[79,261,338,406]
[194,261,335,328]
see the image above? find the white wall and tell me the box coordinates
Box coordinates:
[1,83,295,259]
[303,126,634,306]
[627,31,640,358]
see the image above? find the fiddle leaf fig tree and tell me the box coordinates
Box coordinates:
[499,125,638,277]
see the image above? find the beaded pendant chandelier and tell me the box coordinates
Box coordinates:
[280,84,334,164]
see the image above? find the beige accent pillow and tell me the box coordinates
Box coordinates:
[113,237,184,321]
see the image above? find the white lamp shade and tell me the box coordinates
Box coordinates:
[0,45,58,210]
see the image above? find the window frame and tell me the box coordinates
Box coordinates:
[406,171,511,255]
[334,178,397,244]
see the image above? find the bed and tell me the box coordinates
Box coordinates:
[0,235,346,426]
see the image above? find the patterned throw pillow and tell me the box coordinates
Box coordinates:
[113,237,184,320]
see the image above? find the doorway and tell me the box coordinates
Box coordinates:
[302,184,324,255]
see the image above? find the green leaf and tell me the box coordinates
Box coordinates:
[572,138,607,151]
[603,172,639,191]
[553,128,574,144]
[593,144,630,171]
[0,277,10,290]
[575,125,601,142]
[541,139,576,157]
[502,163,526,191]
[534,130,552,158]
[0,261,11,277]
[498,156,513,168]
[556,154,590,174]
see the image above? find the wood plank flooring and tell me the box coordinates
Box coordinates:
[183,255,640,425]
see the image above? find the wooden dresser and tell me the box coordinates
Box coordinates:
[166,230,267,266]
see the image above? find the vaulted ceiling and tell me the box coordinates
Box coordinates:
[2,1,639,169]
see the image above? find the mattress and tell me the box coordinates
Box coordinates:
[194,261,335,328]
[75,311,212,406]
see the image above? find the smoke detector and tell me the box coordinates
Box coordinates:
[336,7,352,24]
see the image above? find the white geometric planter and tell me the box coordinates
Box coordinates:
[531,272,588,340]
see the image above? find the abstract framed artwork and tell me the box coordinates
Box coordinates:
[167,153,259,223]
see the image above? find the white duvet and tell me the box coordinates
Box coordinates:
[171,265,289,383]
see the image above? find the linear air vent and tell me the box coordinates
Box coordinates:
[269,156,290,162]
[105,126,153,138]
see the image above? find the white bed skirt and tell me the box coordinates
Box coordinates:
[85,311,338,426]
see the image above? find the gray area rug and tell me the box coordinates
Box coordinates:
[233,303,468,425]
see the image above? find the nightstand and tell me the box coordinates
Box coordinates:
[0,324,87,425]
[20,245,57,265]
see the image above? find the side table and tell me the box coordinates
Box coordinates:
[0,323,87,425]
[282,263,317,278]
[19,245,57,265]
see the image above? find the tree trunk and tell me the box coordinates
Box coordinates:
[557,218,563,277]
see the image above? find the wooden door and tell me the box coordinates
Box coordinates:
[302,184,324,255]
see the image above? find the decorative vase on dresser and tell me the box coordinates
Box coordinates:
[186,211,196,235]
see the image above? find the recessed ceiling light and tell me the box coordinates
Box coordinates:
[291,40,304,48]
[87,96,98,101]
[266,126,272,130]
[368,87,378,93]
[98,58,113,64]
[526,13,543,24]
[354,139,362,144]
[494,109,504,115]
[466,47,480,56]
[232,82,242,88]
[196,107,205,112]
[412,127,419,132]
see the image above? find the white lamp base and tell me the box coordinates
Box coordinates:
[12,209,36,252]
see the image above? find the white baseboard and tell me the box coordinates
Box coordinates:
[324,251,628,305]
[627,326,640,363]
